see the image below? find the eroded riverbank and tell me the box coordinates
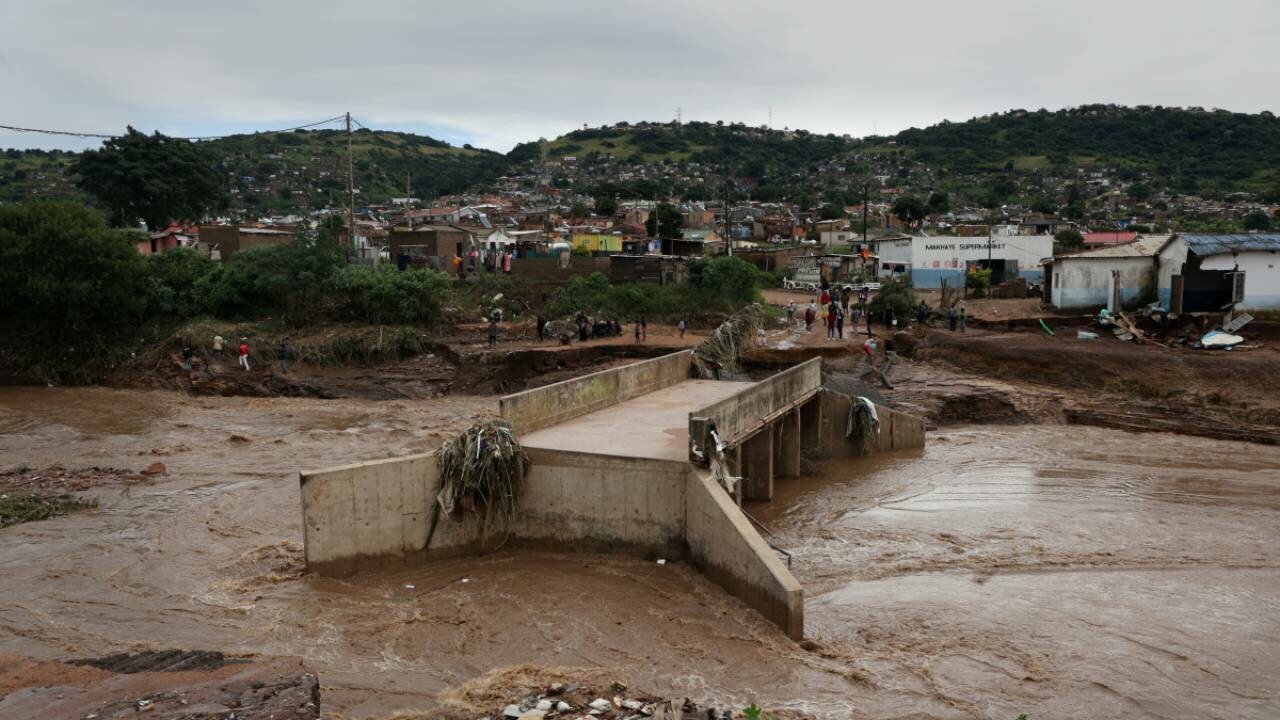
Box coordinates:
[2,387,1278,719]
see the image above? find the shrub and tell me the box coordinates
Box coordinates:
[144,246,216,318]
[868,276,918,325]
[0,201,150,379]
[686,256,761,312]
[332,265,451,325]
[966,268,992,298]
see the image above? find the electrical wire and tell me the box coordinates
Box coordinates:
[0,114,351,142]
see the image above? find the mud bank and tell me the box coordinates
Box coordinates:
[113,339,691,401]
[0,652,318,719]
[847,328,1280,444]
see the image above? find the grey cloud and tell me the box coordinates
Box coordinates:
[2,0,1277,152]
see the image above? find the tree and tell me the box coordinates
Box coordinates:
[818,203,845,220]
[0,202,149,379]
[76,128,229,229]
[891,194,928,227]
[1244,210,1273,231]
[594,193,618,217]
[1054,228,1085,250]
[653,202,684,238]
[1127,182,1153,202]
[1030,196,1058,214]
[645,212,658,237]
[926,191,950,215]
[570,201,588,219]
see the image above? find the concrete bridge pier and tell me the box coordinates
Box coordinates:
[775,408,802,480]
[740,430,773,501]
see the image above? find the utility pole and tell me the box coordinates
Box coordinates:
[723,162,733,257]
[346,112,355,257]
[862,183,869,249]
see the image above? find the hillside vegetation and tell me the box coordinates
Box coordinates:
[1,129,507,215]
[3,106,1279,216]
[893,105,1280,192]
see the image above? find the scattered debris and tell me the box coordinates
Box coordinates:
[692,304,765,379]
[0,493,98,528]
[1199,330,1245,349]
[429,420,530,549]
[141,462,167,476]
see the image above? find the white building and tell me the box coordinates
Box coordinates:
[1181,234,1280,311]
[1042,236,1185,310]
[872,234,1053,288]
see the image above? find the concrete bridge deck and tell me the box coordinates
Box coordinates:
[519,379,754,462]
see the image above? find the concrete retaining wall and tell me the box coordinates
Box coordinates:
[817,389,927,455]
[690,357,822,442]
[500,350,693,436]
[685,469,804,639]
[299,452,483,573]
[517,448,687,555]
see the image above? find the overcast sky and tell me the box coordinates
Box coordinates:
[2,0,1277,153]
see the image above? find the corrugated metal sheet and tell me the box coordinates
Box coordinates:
[1183,234,1280,255]
[1058,235,1171,259]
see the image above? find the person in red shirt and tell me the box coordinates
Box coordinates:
[237,338,251,371]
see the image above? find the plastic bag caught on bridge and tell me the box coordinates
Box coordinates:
[847,396,881,455]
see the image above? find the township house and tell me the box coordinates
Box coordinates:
[1043,233,1280,312]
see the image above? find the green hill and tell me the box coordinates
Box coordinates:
[892,104,1280,193]
[1,128,507,215]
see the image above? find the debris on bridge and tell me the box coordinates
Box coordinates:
[693,304,765,379]
[432,419,530,545]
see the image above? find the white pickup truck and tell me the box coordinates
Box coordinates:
[783,277,882,294]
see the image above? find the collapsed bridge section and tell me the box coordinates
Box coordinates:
[299,350,924,639]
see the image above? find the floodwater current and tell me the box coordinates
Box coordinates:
[1,387,1278,719]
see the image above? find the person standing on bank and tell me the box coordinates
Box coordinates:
[277,338,290,373]
[237,338,251,371]
[948,305,958,332]
[212,334,223,360]
[959,305,967,332]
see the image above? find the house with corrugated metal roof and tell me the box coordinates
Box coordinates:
[1042,235,1185,310]
[1180,234,1280,311]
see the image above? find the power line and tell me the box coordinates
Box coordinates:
[0,114,350,142]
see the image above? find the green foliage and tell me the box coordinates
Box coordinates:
[1030,196,1058,213]
[1244,210,1273,231]
[686,256,761,311]
[1054,228,1084,249]
[143,247,217,318]
[332,265,451,325]
[868,276,918,324]
[891,194,929,226]
[926,191,950,214]
[76,128,229,228]
[595,193,618,216]
[966,268,992,298]
[818,203,845,220]
[201,232,344,323]
[0,493,98,528]
[894,105,1280,190]
[544,256,763,322]
[654,202,684,238]
[0,202,150,380]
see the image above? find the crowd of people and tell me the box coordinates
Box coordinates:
[786,283,878,342]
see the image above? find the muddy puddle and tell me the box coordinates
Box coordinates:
[2,387,1278,719]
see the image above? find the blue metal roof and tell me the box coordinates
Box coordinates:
[1182,234,1280,255]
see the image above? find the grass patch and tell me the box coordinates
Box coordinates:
[0,493,98,528]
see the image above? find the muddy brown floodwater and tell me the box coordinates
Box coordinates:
[2,387,1279,719]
